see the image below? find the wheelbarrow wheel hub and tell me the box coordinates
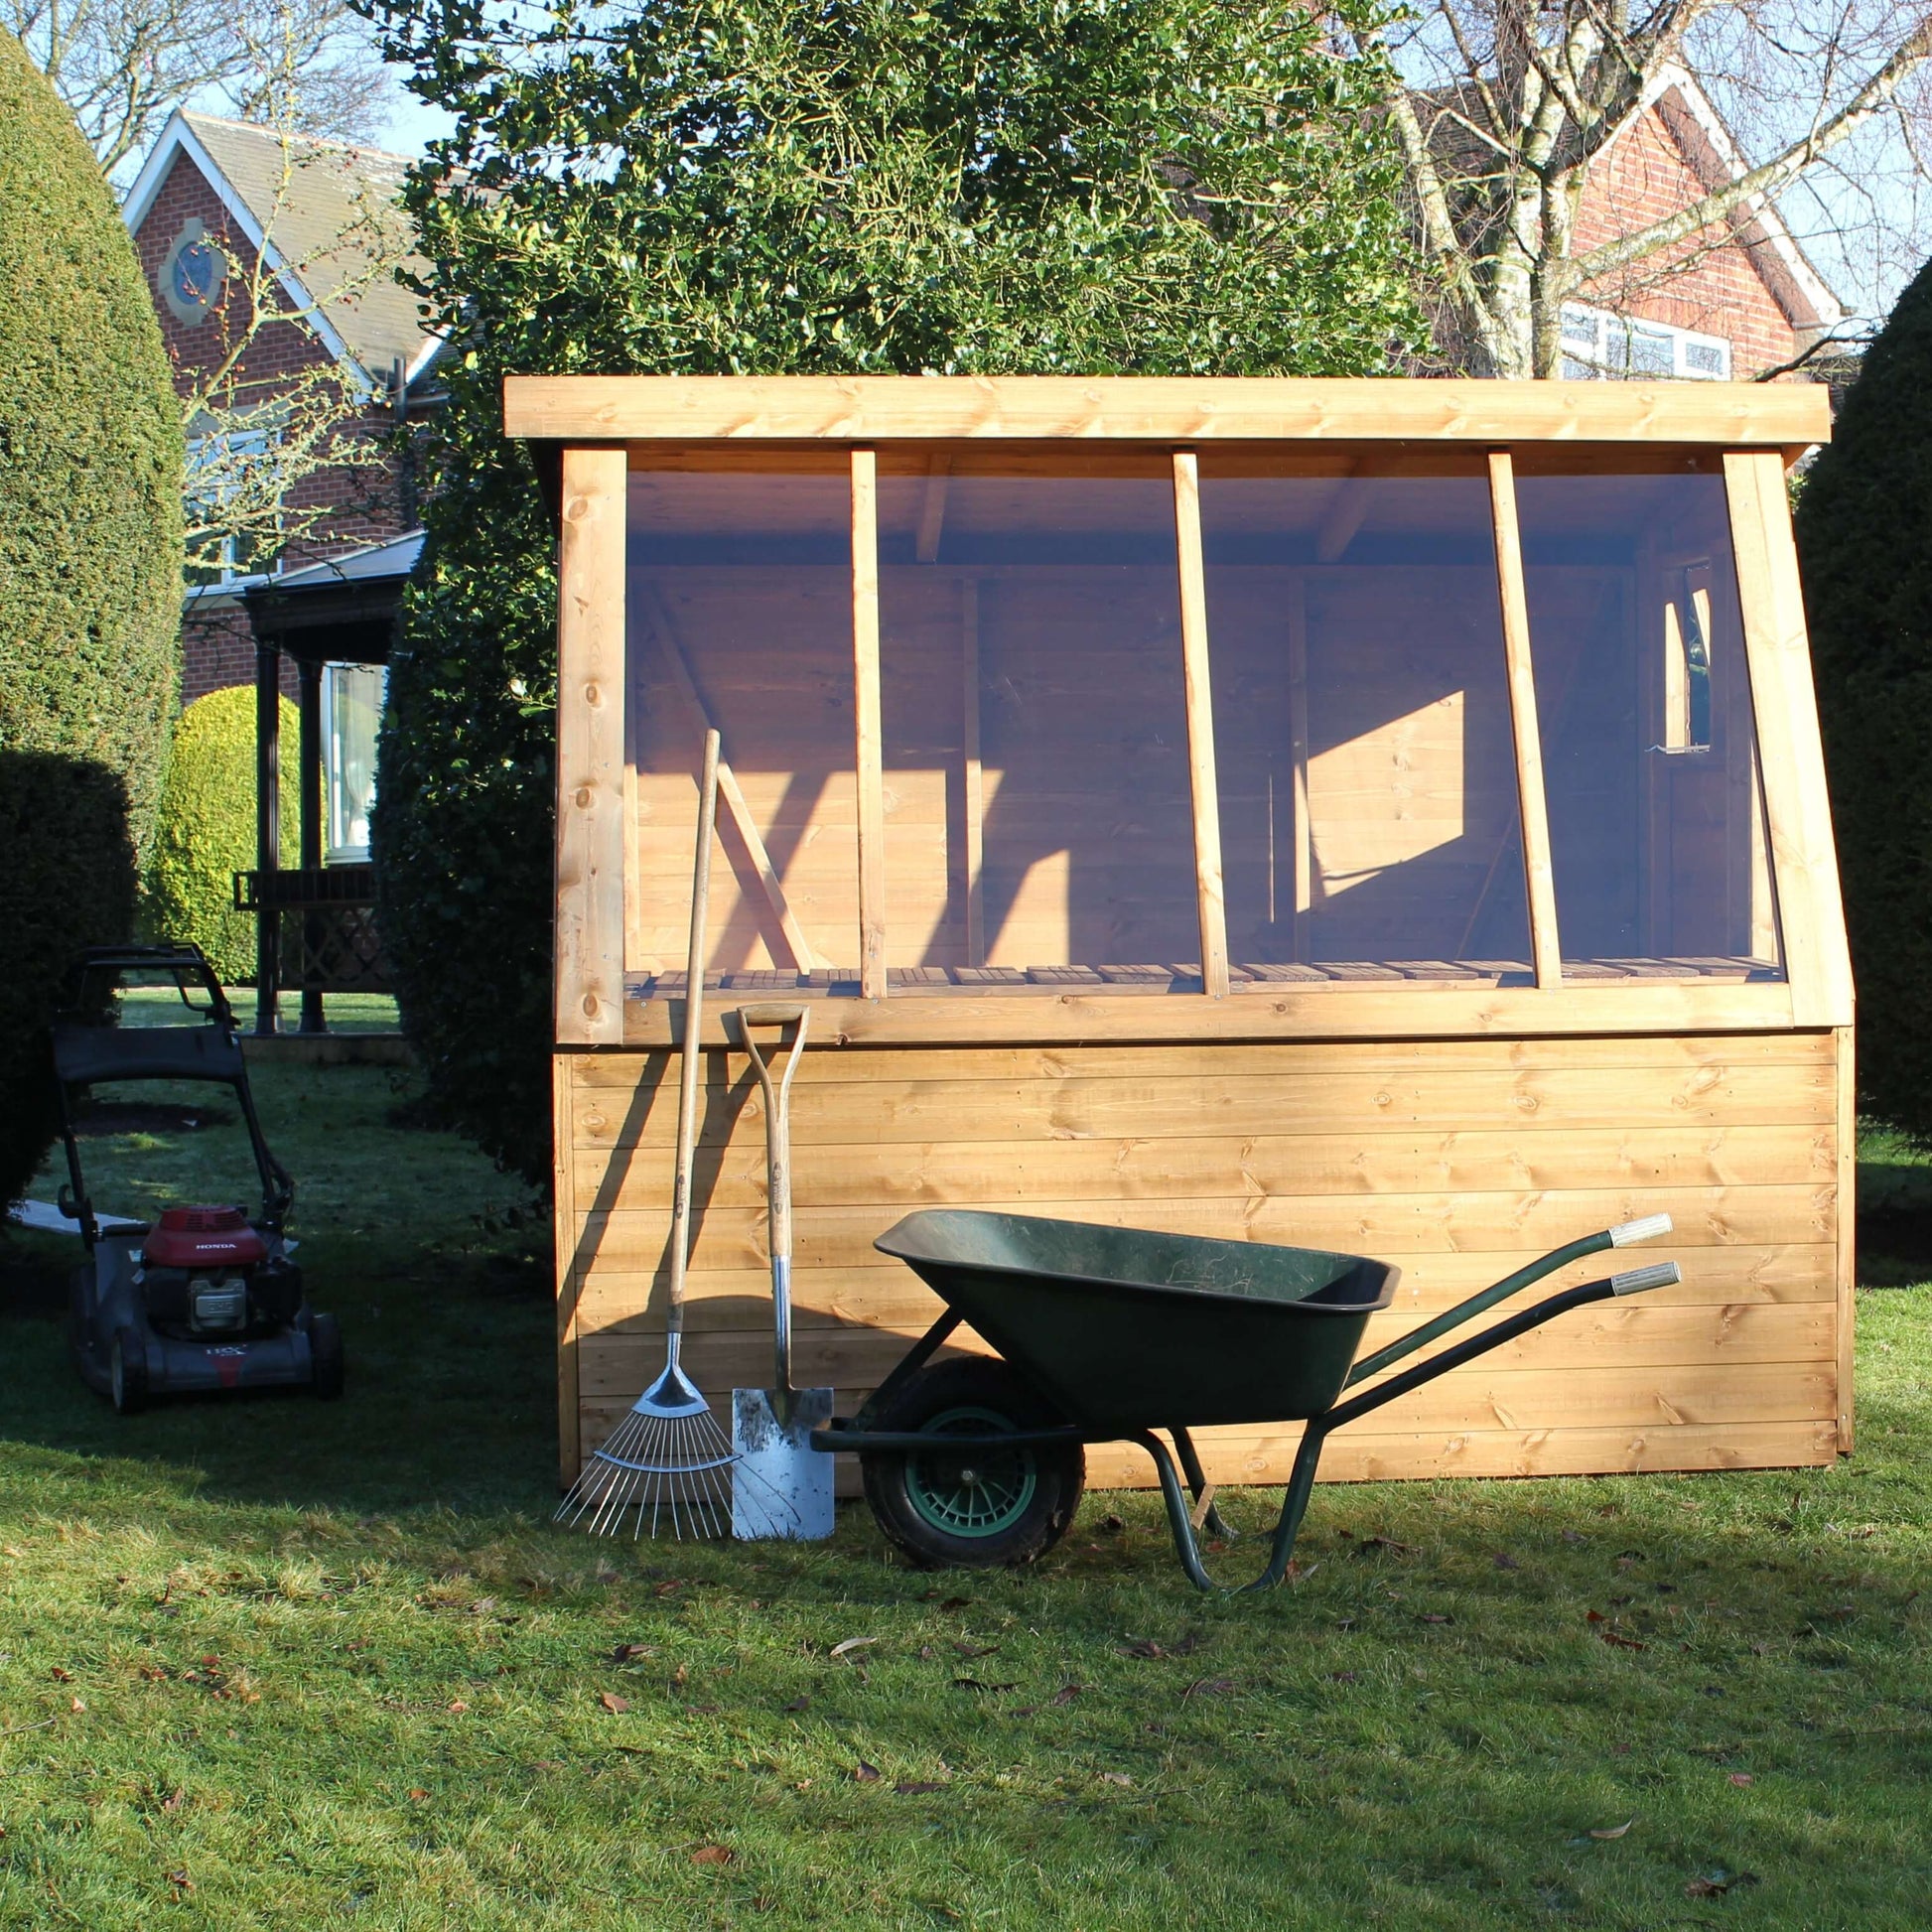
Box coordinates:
[906,1407,1038,1539]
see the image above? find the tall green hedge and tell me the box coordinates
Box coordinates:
[0,31,183,1206]
[369,0,1423,1185]
[1795,256,1932,1138]
[143,687,299,982]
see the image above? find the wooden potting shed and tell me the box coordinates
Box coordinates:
[505,375,1851,1495]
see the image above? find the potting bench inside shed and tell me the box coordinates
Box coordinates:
[505,375,1850,1495]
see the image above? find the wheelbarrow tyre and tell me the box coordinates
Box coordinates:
[860,1356,1084,1570]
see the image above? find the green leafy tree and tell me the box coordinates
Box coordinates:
[1795,255,1932,1139]
[0,30,181,1206]
[365,0,1425,1183]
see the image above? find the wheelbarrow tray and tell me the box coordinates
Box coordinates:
[876,1209,1399,1433]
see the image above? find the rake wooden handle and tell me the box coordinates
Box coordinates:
[666,730,721,1343]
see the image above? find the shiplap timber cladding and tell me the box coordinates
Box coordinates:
[529,373,1852,1498]
[555,1029,1843,1490]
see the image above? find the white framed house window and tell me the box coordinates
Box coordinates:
[185,425,279,585]
[323,663,386,861]
[1560,304,1730,381]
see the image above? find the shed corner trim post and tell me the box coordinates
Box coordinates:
[555,445,629,1046]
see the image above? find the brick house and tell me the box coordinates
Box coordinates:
[1555,67,1842,380]
[122,110,440,707]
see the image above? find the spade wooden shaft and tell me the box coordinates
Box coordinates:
[735,1003,810,1406]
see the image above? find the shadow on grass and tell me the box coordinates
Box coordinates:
[0,1227,558,1518]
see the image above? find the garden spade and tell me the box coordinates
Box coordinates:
[730,1004,835,1539]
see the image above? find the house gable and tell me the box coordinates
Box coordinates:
[1572,72,1844,380]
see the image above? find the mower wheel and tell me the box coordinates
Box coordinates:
[310,1312,345,1399]
[109,1326,148,1416]
[860,1356,1084,1571]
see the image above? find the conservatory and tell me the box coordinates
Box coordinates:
[506,375,1849,1495]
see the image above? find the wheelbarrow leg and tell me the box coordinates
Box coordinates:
[1137,1426,1329,1593]
[1171,1427,1238,1542]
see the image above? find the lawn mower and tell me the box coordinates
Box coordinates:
[51,943,342,1414]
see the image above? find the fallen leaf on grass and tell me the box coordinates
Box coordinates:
[165,1869,193,1893]
[447,1700,469,1715]
[783,1695,810,1713]
[1121,1638,1168,1659]
[1562,1529,1587,1545]
[1096,1772,1134,1787]
[50,1668,71,1683]
[1586,1611,1647,1651]
[137,1665,168,1682]
[671,1664,688,1688]
[952,1678,1019,1694]
[598,1692,630,1714]
[1328,1671,1360,1684]
[652,1580,688,1598]
[1182,1677,1236,1700]
[830,1636,877,1659]
[1354,1537,1418,1558]
[1588,1821,1635,1841]
[1418,1613,1452,1626]
[895,1781,946,1795]
[1011,1685,1085,1717]
[1099,1514,1125,1533]
[1492,1553,1521,1571]
[953,1642,1000,1659]
[1686,1872,1758,1898]
[691,1846,735,1866]
[609,1642,656,1663]
[160,1789,184,1814]
[1727,1772,1755,1786]
[408,1789,430,1801]
[850,1762,882,1783]
[69,1697,85,1713]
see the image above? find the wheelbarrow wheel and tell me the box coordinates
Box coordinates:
[860,1356,1084,1570]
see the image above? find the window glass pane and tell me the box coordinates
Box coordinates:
[1683,338,1726,376]
[626,464,854,985]
[1198,463,1532,980]
[324,663,385,860]
[875,460,1197,982]
[1514,471,1781,976]
[1628,324,1676,377]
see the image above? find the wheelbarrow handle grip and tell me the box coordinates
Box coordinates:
[1610,1260,1681,1295]
[1608,1213,1673,1248]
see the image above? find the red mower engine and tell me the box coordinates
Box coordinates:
[137,1207,297,1336]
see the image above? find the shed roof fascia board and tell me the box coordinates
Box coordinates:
[502,374,1832,447]
[123,110,373,392]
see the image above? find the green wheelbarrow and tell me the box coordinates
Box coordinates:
[811,1208,1681,1592]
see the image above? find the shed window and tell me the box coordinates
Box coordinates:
[626,463,855,986]
[1198,463,1533,979]
[875,459,1199,984]
[1514,469,1781,974]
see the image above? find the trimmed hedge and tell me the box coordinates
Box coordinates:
[0,33,183,1206]
[1795,256,1932,1138]
[143,686,299,982]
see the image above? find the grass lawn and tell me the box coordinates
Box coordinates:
[1,1059,1927,1930]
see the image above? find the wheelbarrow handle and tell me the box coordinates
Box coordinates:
[1150,1262,1681,1594]
[1343,1212,1676,1390]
